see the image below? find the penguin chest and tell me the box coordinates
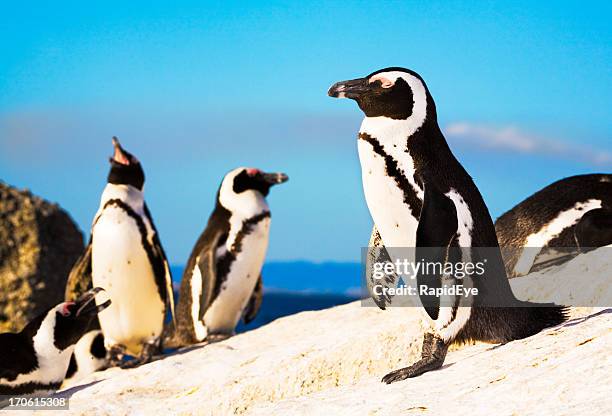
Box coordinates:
[204,218,270,333]
[91,207,164,353]
[358,140,421,248]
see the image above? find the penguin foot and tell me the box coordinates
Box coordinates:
[120,341,160,369]
[204,333,232,344]
[107,344,127,367]
[382,332,448,384]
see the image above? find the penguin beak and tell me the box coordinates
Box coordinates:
[111,136,131,166]
[328,78,369,99]
[261,172,289,185]
[75,287,111,318]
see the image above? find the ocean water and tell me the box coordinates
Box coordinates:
[170,261,363,332]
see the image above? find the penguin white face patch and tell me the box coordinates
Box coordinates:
[369,75,394,88]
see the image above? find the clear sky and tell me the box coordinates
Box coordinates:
[1,1,611,263]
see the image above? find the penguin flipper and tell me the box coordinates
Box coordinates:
[144,203,176,325]
[366,226,397,310]
[65,239,93,301]
[416,183,458,321]
[0,334,36,381]
[197,229,227,319]
[243,275,263,325]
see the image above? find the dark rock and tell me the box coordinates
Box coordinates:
[0,182,84,332]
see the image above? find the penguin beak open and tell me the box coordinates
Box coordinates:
[262,172,289,186]
[75,287,111,318]
[111,136,131,166]
[328,78,369,99]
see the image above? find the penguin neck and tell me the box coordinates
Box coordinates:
[360,112,453,172]
[100,183,144,211]
[217,189,271,255]
[218,185,269,221]
[359,115,424,146]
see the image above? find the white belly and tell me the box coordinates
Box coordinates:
[358,140,419,248]
[204,219,270,334]
[91,207,165,355]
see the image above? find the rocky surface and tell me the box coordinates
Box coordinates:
[34,247,611,416]
[0,182,84,332]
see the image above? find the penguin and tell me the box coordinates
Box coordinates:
[63,330,107,384]
[66,137,175,367]
[328,67,568,383]
[495,174,612,276]
[172,167,288,346]
[0,288,110,397]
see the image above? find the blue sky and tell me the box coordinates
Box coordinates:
[1,1,611,263]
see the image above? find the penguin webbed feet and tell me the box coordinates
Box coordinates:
[381,332,448,384]
[107,344,127,367]
[203,333,232,344]
[119,340,161,369]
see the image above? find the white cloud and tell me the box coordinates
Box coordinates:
[444,122,612,167]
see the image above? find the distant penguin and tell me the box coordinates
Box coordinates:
[495,174,612,277]
[172,167,288,346]
[67,137,175,366]
[329,67,567,383]
[0,288,110,396]
[64,330,107,384]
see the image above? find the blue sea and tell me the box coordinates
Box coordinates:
[170,262,363,333]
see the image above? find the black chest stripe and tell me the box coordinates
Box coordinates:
[359,133,423,218]
[215,211,271,297]
[100,199,167,303]
[231,211,271,254]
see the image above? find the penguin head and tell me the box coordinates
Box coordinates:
[218,167,288,213]
[328,67,435,121]
[107,136,145,190]
[232,168,289,197]
[23,288,111,353]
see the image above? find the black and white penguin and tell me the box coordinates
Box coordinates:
[172,167,288,346]
[64,330,107,384]
[67,137,175,366]
[328,67,568,383]
[495,174,612,276]
[0,288,110,396]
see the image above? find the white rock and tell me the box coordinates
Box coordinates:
[21,248,610,416]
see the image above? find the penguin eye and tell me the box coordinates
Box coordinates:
[246,168,260,177]
[369,75,394,89]
[59,302,75,317]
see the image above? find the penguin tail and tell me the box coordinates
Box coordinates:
[507,303,569,341]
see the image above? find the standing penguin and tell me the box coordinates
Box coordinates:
[172,167,288,346]
[328,67,567,383]
[67,137,175,366]
[495,174,612,277]
[0,288,110,396]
